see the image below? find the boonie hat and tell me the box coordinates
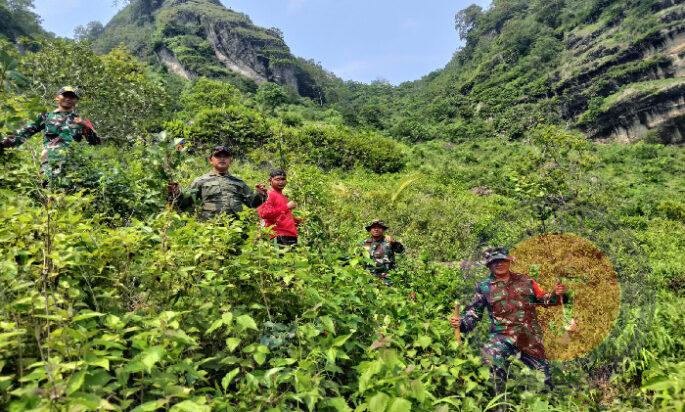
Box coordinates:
[210,145,234,156]
[365,219,389,231]
[58,86,81,98]
[483,247,512,266]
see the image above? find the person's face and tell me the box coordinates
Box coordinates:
[489,259,511,277]
[270,175,287,190]
[369,226,385,238]
[57,93,79,110]
[209,152,232,173]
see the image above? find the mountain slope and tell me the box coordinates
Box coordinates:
[371,0,685,144]
[94,0,329,98]
[0,0,45,41]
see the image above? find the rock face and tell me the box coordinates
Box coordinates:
[96,0,320,98]
[559,2,685,143]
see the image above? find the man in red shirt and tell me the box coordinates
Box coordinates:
[258,169,300,246]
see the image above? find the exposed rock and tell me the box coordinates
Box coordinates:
[557,1,685,143]
[156,46,194,80]
[589,83,685,144]
[96,0,322,98]
[471,186,493,196]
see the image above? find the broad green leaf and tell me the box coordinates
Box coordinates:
[359,359,383,392]
[140,346,166,373]
[333,332,354,347]
[643,377,673,392]
[368,392,390,412]
[253,352,267,365]
[388,398,412,412]
[325,397,352,412]
[205,319,225,335]
[236,315,258,331]
[221,367,240,391]
[131,399,168,412]
[66,370,86,395]
[170,400,211,412]
[320,316,335,334]
[73,311,105,322]
[414,335,432,349]
[225,337,241,352]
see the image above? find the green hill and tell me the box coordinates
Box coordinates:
[0,0,45,41]
[342,0,685,144]
[94,0,333,99]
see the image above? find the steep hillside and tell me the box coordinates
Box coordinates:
[94,0,331,98]
[0,0,45,41]
[363,0,685,144]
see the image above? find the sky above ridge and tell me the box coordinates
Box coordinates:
[33,0,490,84]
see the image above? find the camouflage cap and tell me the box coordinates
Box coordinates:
[58,86,81,98]
[483,247,512,266]
[365,219,389,231]
[210,145,234,157]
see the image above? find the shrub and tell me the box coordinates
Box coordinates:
[285,124,407,173]
[187,106,272,153]
[180,77,242,114]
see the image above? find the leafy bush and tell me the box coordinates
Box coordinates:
[180,77,242,115]
[186,106,272,153]
[283,124,407,173]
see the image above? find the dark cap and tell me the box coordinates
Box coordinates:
[58,86,81,98]
[269,168,287,178]
[365,219,388,231]
[483,247,512,266]
[210,146,234,157]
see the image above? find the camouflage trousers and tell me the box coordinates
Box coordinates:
[370,271,393,286]
[481,334,551,390]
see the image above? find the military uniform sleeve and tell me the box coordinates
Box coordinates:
[390,241,405,254]
[460,282,487,334]
[176,178,202,211]
[241,181,267,208]
[12,113,46,146]
[82,119,100,145]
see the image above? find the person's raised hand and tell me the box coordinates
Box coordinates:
[385,235,395,243]
[449,314,461,329]
[255,183,268,195]
[167,182,181,197]
[1,136,16,149]
[287,200,298,210]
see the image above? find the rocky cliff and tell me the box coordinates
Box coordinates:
[560,2,685,142]
[94,0,322,98]
[386,0,685,144]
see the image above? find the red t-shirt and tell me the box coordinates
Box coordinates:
[257,190,298,238]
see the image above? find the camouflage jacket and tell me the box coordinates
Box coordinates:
[12,110,100,150]
[361,237,405,275]
[460,272,569,359]
[177,170,267,220]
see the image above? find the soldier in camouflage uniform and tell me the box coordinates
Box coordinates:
[361,220,405,285]
[1,86,100,179]
[450,247,569,390]
[168,146,267,220]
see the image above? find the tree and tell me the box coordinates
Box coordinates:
[0,0,43,40]
[455,4,483,40]
[74,21,104,42]
[180,77,242,115]
[255,82,291,113]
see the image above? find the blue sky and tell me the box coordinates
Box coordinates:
[33,0,490,84]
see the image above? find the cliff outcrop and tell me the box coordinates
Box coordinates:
[94,0,321,98]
